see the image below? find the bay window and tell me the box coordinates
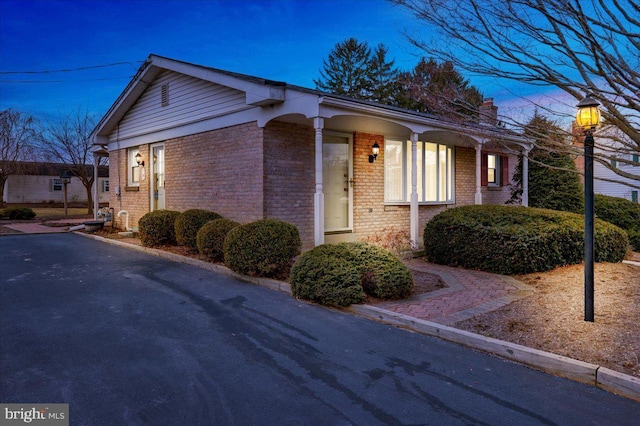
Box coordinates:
[384,139,454,203]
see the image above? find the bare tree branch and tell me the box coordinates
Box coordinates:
[392,0,640,184]
[0,109,39,207]
[38,108,103,214]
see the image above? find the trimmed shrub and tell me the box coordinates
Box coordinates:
[595,194,640,231]
[628,228,640,253]
[424,205,628,274]
[175,209,222,248]
[595,194,640,251]
[138,210,180,247]
[196,218,240,261]
[0,206,36,220]
[290,242,413,306]
[290,250,365,307]
[223,219,301,278]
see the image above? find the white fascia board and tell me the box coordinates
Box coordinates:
[256,90,321,127]
[107,107,257,151]
[319,96,531,150]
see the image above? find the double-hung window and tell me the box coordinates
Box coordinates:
[487,154,500,186]
[384,140,454,203]
[128,148,141,186]
[50,178,63,192]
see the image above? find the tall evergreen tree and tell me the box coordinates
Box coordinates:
[314,38,372,98]
[368,44,398,104]
[509,112,584,213]
[394,58,483,119]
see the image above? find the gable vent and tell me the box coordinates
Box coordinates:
[161,83,169,107]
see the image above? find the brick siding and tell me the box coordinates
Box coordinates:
[263,121,315,249]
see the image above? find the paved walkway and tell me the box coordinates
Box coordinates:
[377,259,534,325]
[2,218,90,234]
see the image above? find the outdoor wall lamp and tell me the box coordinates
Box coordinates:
[576,94,601,322]
[135,152,144,167]
[368,142,380,163]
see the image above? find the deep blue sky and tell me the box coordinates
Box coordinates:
[0,0,536,122]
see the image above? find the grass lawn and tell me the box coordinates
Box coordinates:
[31,207,92,219]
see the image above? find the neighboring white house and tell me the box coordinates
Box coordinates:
[2,162,109,205]
[589,126,640,203]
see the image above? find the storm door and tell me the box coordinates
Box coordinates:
[151,144,165,211]
[323,133,353,232]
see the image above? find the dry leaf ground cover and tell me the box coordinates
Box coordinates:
[454,261,640,378]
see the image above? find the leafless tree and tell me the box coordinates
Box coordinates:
[0,109,39,207]
[38,108,103,214]
[392,0,640,187]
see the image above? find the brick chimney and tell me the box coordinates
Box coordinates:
[479,98,498,126]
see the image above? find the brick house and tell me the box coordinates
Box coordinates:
[91,55,532,249]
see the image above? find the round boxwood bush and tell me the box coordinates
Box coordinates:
[223,219,301,278]
[175,209,222,249]
[423,205,628,275]
[196,218,240,262]
[290,249,365,307]
[290,242,413,306]
[1,206,36,220]
[138,210,180,247]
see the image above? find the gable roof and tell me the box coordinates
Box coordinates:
[91,54,531,150]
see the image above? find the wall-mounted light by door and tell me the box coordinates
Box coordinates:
[368,142,380,163]
[135,152,145,167]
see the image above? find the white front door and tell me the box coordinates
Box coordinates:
[151,144,165,211]
[323,133,353,232]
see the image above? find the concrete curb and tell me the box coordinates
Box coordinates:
[74,231,640,403]
[344,305,640,402]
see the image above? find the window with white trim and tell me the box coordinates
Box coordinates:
[102,179,110,192]
[50,178,63,192]
[482,152,509,187]
[384,140,454,203]
[487,154,499,186]
[128,148,141,186]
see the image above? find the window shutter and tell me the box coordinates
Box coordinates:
[481,153,488,186]
[501,155,510,186]
[633,155,639,164]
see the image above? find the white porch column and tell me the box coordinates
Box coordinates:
[522,148,530,207]
[313,117,325,246]
[475,142,483,205]
[93,153,100,220]
[410,132,419,247]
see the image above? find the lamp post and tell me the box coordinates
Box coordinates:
[576,95,601,322]
[60,170,72,216]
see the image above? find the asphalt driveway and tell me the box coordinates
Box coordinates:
[1,234,638,425]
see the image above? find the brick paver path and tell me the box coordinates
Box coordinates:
[376,259,534,326]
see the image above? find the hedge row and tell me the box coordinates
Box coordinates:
[0,206,36,220]
[138,209,301,279]
[424,205,628,275]
[595,194,640,251]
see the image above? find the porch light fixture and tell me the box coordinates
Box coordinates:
[369,142,380,163]
[576,94,600,322]
[135,152,144,167]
